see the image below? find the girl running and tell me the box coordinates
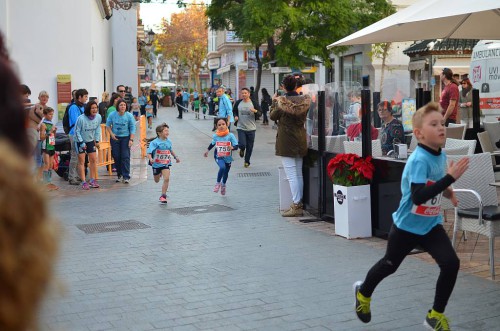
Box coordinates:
[147,123,180,203]
[203,117,238,195]
[74,100,102,190]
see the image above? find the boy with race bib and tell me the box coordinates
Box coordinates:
[203,117,238,196]
[147,123,180,203]
[353,103,469,331]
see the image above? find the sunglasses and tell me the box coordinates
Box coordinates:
[118,90,126,93]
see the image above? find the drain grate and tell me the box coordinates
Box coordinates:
[76,220,150,234]
[237,172,272,178]
[168,204,234,216]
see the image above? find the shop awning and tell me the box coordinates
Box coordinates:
[408,59,426,71]
[432,57,471,75]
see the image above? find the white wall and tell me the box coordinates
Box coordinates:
[111,5,138,94]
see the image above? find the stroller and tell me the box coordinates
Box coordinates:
[54,132,71,181]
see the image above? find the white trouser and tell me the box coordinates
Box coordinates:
[281,156,303,204]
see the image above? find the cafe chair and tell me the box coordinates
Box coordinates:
[483,121,500,150]
[310,135,347,154]
[448,153,500,279]
[408,133,418,152]
[445,138,476,155]
[477,131,500,180]
[446,123,467,139]
[445,125,466,140]
[442,146,469,155]
[343,140,383,157]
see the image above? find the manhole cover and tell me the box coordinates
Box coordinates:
[76,220,150,234]
[237,172,272,178]
[168,204,234,216]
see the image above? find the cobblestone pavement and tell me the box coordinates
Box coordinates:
[40,106,500,330]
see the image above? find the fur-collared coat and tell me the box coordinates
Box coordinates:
[270,94,311,157]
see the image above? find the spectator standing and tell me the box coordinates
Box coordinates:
[175,89,183,119]
[459,78,473,127]
[116,85,126,102]
[439,68,459,126]
[39,107,58,190]
[270,75,311,217]
[74,100,102,190]
[216,87,234,129]
[131,97,140,121]
[260,88,272,125]
[31,91,49,179]
[138,90,147,116]
[106,93,120,119]
[106,98,136,183]
[377,101,405,155]
[233,87,258,168]
[67,89,88,185]
[99,91,110,123]
[182,88,190,113]
[150,88,159,117]
[124,86,133,108]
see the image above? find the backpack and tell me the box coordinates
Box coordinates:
[63,102,81,134]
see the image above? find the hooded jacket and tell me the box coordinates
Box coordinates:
[270,93,311,157]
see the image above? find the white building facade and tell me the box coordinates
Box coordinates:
[0,0,138,120]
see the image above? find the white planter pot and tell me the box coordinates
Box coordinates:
[333,184,372,239]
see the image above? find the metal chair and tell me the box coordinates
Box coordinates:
[343,140,383,157]
[408,133,418,151]
[447,123,467,139]
[445,138,476,155]
[448,153,500,279]
[310,135,347,154]
[443,146,469,155]
[477,131,500,180]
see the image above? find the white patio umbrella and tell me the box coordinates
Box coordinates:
[328,0,500,47]
[140,82,151,87]
[155,81,176,88]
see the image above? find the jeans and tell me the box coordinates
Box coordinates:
[262,110,268,124]
[360,224,459,313]
[215,158,231,184]
[111,136,131,179]
[68,135,80,182]
[237,129,256,164]
[281,156,304,204]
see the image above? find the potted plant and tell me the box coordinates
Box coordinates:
[161,87,171,107]
[327,153,375,239]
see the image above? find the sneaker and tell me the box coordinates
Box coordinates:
[89,179,100,188]
[123,178,130,184]
[353,281,371,323]
[244,162,250,168]
[213,183,221,193]
[69,179,80,185]
[424,310,451,331]
[82,182,90,190]
[116,176,122,183]
[159,195,167,204]
[221,185,226,195]
[239,149,245,158]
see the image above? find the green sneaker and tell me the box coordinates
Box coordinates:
[353,281,371,323]
[424,310,451,331]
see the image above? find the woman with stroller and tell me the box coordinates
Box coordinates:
[74,100,102,190]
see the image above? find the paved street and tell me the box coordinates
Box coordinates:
[41,106,500,331]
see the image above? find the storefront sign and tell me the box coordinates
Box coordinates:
[226,31,242,43]
[221,51,235,67]
[208,58,220,70]
[271,67,292,74]
[57,74,72,123]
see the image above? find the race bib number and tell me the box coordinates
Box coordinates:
[154,149,171,165]
[48,133,55,146]
[216,141,231,157]
[411,180,442,217]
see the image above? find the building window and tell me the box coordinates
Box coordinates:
[342,53,362,85]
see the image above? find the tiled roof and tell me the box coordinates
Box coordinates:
[403,39,480,55]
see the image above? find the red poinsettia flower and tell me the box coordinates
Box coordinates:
[327,153,374,187]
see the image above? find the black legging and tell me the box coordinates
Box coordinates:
[177,105,183,119]
[359,224,459,313]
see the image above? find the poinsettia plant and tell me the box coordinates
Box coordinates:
[327,153,375,187]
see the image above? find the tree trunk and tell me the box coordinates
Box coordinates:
[379,43,391,93]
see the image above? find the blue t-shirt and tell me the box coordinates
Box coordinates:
[393,145,448,235]
[211,133,238,163]
[75,114,102,143]
[218,94,234,123]
[106,111,136,137]
[147,137,174,168]
[68,103,84,136]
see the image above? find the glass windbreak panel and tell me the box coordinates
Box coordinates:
[302,83,320,150]
[378,75,416,155]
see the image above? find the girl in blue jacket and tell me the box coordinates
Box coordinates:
[203,117,238,195]
[74,100,102,190]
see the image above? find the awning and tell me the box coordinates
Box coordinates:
[432,57,471,75]
[408,59,426,71]
[217,65,232,75]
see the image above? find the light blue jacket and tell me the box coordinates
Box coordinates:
[75,114,102,143]
[106,111,136,137]
[68,103,84,135]
[218,94,234,123]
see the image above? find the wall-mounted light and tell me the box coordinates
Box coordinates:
[108,0,139,10]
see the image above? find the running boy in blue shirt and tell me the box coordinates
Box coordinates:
[354,102,469,331]
[203,117,238,196]
[147,123,180,203]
